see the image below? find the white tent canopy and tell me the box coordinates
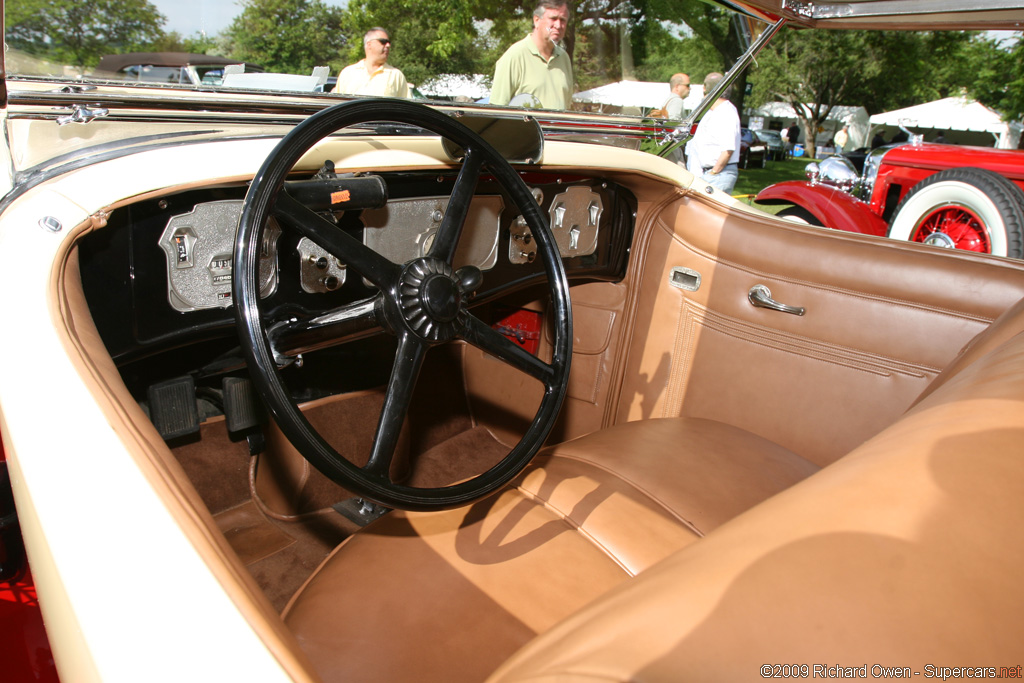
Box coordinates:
[747,102,871,150]
[418,74,490,100]
[869,97,1022,149]
[573,80,703,114]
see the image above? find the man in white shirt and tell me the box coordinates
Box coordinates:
[833,125,849,152]
[685,72,741,193]
[333,28,409,99]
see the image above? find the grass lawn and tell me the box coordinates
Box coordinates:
[732,156,816,213]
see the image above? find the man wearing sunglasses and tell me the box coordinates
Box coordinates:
[333,28,410,98]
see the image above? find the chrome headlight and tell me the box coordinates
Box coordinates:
[806,156,860,193]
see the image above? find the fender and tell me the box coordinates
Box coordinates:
[756,181,889,237]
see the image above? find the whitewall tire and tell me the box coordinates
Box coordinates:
[887,167,1024,259]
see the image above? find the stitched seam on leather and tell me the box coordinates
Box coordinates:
[606,189,688,426]
[667,302,700,416]
[663,293,685,416]
[520,454,706,542]
[584,349,603,404]
[685,299,939,377]
[656,215,999,324]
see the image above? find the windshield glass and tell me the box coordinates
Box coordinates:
[3,0,764,119]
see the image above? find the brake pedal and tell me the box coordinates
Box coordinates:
[222,377,262,434]
[148,376,200,441]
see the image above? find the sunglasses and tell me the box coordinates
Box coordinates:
[370,38,391,46]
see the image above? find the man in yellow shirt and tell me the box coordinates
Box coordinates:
[490,0,574,110]
[333,28,409,98]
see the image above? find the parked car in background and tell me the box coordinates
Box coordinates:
[93,52,264,86]
[754,128,785,160]
[5,1,1024,682]
[739,127,768,168]
[756,128,1024,258]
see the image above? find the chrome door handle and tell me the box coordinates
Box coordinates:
[748,284,805,316]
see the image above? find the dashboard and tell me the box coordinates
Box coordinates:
[78,169,635,398]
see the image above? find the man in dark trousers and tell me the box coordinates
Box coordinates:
[785,123,800,157]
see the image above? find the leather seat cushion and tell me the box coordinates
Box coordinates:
[282,488,633,683]
[283,417,819,682]
[543,417,821,536]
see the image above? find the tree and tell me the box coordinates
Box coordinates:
[748,27,983,149]
[146,31,222,56]
[747,28,876,148]
[855,30,977,113]
[634,24,723,85]
[340,0,731,95]
[340,0,499,88]
[334,0,782,108]
[224,0,348,75]
[557,0,740,93]
[6,0,165,68]
[965,33,1024,122]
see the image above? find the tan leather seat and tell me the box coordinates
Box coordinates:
[489,327,1024,681]
[285,299,1024,683]
[283,419,818,682]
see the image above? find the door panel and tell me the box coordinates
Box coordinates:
[614,195,1024,466]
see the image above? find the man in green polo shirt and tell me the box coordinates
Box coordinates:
[490,0,574,110]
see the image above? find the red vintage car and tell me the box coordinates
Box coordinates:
[756,136,1024,259]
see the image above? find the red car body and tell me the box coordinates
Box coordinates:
[757,142,1024,255]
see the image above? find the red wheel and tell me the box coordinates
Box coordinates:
[908,203,990,252]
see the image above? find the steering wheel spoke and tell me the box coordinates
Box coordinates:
[273,190,400,288]
[460,314,556,386]
[429,147,484,263]
[363,333,427,480]
[268,297,383,359]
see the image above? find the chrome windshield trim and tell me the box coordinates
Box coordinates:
[7,84,662,148]
[0,132,279,214]
[783,0,1024,21]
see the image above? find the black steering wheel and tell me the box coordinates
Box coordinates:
[233,99,572,511]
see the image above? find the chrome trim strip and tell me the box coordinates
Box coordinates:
[9,81,671,129]
[9,94,660,146]
[784,0,1024,20]
[0,133,273,214]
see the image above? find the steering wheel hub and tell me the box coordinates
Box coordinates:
[424,275,461,321]
[400,259,465,341]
